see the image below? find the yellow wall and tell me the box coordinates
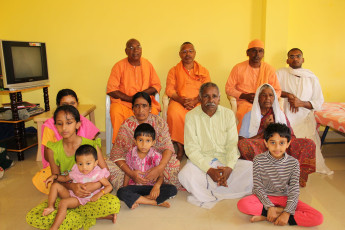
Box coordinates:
[1,0,344,132]
[287,0,345,102]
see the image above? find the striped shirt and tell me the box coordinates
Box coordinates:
[253,151,300,214]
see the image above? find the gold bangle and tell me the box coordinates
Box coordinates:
[118,163,124,169]
[101,189,105,194]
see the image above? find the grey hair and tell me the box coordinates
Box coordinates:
[199,82,220,98]
[259,84,275,99]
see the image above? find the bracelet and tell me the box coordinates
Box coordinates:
[118,163,125,169]
[101,189,105,194]
[55,174,59,180]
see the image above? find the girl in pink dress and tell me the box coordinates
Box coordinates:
[43,144,115,230]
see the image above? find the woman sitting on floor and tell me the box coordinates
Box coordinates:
[238,84,316,187]
[106,92,182,191]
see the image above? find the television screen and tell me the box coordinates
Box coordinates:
[0,40,49,90]
[12,46,43,79]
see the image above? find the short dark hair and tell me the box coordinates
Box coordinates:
[132,92,152,107]
[264,123,291,142]
[287,48,303,57]
[53,105,80,124]
[75,144,98,162]
[56,89,78,106]
[134,123,156,141]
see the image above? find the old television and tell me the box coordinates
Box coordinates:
[0,40,49,90]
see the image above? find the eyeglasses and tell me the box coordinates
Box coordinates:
[180,49,195,54]
[288,54,302,59]
[127,46,142,51]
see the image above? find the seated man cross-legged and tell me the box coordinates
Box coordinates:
[178,82,253,209]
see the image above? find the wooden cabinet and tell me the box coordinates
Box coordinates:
[0,85,50,160]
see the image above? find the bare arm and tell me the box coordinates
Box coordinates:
[90,178,113,202]
[116,160,149,184]
[107,90,132,103]
[45,174,71,187]
[123,174,130,187]
[239,93,255,104]
[96,145,108,170]
[45,148,60,175]
[283,91,313,112]
[280,91,291,98]
[170,92,186,106]
[170,92,198,110]
[148,174,164,200]
[145,149,173,181]
[142,86,157,96]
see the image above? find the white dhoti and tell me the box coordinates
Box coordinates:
[178,159,253,209]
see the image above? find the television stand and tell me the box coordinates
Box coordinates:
[0,85,50,160]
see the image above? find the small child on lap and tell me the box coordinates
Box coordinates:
[43,145,116,229]
[117,123,177,209]
[237,123,323,227]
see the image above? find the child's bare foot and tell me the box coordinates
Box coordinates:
[250,215,266,223]
[99,214,117,223]
[42,207,55,216]
[157,201,170,208]
[144,195,154,200]
[131,202,140,210]
[112,214,117,223]
[276,206,284,215]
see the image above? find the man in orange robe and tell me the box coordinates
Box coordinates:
[107,39,161,143]
[165,42,211,161]
[225,39,281,130]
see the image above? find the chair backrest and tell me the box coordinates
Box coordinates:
[105,93,160,156]
[227,95,238,125]
[105,95,113,156]
[162,93,169,121]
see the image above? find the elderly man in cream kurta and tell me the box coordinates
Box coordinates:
[178,82,253,209]
[277,48,333,175]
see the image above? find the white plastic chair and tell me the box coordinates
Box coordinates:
[162,93,169,121]
[105,95,113,156]
[105,93,160,156]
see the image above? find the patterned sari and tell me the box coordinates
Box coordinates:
[238,108,316,187]
[106,114,182,191]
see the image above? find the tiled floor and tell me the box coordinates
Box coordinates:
[1,145,345,230]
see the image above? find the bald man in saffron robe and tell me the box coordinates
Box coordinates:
[107,39,161,142]
[165,42,211,161]
[225,39,281,130]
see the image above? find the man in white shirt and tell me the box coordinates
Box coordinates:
[276,48,332,175]
[178,82,253,209]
